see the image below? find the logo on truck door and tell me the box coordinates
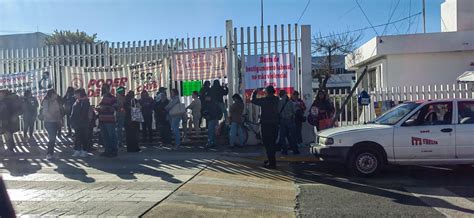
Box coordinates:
[411,137,438,146]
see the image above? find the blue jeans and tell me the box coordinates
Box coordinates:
[229,122,243,146]
[278,118,298,152]
[171,117,182,146]
[116,113,125,147]
[207,119,218,145]
[44,122,59,155]
[100,123,118,154]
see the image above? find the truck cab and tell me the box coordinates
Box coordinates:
[310,99,474,176]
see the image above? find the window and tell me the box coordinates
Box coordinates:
[458,101,474,124]
[403,102,453,126]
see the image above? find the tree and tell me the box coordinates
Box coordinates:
[44,30,99,46]
[312,31,362,90]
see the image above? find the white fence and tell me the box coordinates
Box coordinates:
[330,83,474,126]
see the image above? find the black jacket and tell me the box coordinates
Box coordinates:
[251,91,280,125]
[154,99,170,124]
[209,85,228,103]
[203,101,223,121]
[70,99,91,129]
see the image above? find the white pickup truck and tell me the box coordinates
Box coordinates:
[310,99,474,176]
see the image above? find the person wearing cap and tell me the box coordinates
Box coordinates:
[115,86,126,147]
[292,91,307,147]
[251,86,280,169]
[278,90,300,155]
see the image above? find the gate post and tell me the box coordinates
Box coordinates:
[300,25,316,144]
[225,20,235,103]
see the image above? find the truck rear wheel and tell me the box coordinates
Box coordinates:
[348,148,382,177]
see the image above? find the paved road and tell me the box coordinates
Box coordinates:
[293,162,474,217]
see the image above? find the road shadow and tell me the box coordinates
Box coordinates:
[292,162,474,214]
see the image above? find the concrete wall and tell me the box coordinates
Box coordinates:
[382,51,474,88]
[441,0,474,32]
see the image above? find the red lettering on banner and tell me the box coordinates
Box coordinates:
[120,77,128,86]
[87,79,96,88]
[96,79,104,88]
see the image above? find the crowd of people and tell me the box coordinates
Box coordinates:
[0,80,334,167]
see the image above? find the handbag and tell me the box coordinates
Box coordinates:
[131,99,144,123]
[318,118,333,130]
[170,103,186,117]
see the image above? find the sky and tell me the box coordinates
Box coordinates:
[0,0,446,45]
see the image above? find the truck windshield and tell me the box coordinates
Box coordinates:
[372,102,421,125]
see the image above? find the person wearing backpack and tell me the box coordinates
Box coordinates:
[165,89,185,148]
[115,86,126,147]
[22,90,39,139]
[251,86,280,169]
[70,88,90,157]
[278,90,300,155]
[41,89,64,160]
[203,96,223,148]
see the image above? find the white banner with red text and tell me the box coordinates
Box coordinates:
[171,48,227,81]
[63,60,164,105]
[244,53,295,101]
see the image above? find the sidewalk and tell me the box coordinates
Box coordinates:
[143,157,298,217]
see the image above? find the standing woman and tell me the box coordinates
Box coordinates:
[124,91,141,152]
[70,88,90,157]
[228,94,244,147]
[291,91,306,147]
[41,89,64,160]
[309,90,334,131]
[165,89,183,148]
[63,87,76,137]
[22,90,39,139]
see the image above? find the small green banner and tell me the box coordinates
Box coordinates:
[182,80,202,96]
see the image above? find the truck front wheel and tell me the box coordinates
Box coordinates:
[348,148,382,177]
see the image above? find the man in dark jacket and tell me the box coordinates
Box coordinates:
[139,90,154,143]
[154,92,171,145]
[251,86,280,169]
[203,96,223,147]
[22,90,38,139]
[209,80,229,121]
[0,90,22,154]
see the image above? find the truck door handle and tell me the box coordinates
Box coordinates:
[441,128,453,133]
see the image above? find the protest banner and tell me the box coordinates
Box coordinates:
[64,60,164,105]
[0,67,54,100]
[244,53,295,101]
[171,48,227,81]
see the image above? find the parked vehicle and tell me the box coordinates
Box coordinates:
[311,99,474,176]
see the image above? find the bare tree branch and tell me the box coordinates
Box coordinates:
[312,31,362,90]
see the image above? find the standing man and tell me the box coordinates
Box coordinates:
[155,92,171,145]
[22,90,39,139]
[278,90,300,155]
[251,86,280,169]
[96,84,118,157]
[139,90,154,143]
[0,90,21,154]
[115,86,126,148]
[209,80,229,122]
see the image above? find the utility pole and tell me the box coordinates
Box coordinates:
[261,0,264,27]
[422,0,426,33]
